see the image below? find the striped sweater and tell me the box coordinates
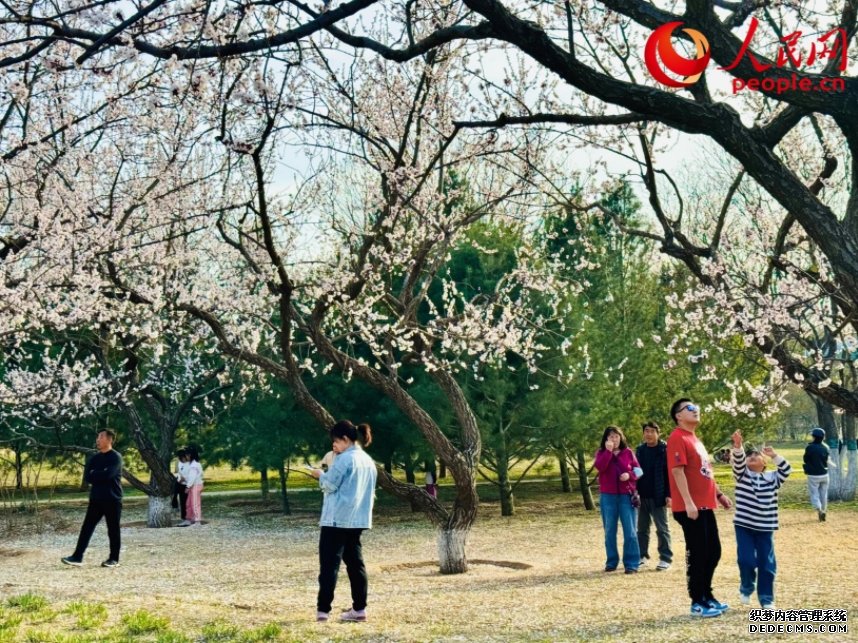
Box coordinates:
[731,448,791,531]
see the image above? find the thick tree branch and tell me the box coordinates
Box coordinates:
[5,0,380,65]
[453,112,650,128]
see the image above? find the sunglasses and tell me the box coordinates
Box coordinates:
[682,403,699,413]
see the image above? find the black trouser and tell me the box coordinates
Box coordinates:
[73,500,122,562]
[317,527,367,613]
[673,509,721,604]
[172,484,188,520]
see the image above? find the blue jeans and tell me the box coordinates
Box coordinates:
[600,493,640,570]
[735,525,776,605]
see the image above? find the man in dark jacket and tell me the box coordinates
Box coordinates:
[803,427,830,522]
[636,421,673,570]
[62,429,123,567]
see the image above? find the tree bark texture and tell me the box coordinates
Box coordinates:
[147,495,173,528]
[577,448,595,511]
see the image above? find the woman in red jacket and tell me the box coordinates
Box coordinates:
[594,426,642,573]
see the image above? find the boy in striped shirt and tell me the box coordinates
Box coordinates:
[730,430,791,610]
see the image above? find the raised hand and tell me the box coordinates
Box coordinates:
[732,430,743,449]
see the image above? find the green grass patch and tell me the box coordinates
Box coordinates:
[154,631,194,643]
[200,619,241,641]
[239,622,282,642]
[120,609,170,635]
[6,593,49,613]
[23,631,90,643]
[0,608,23,634]
[63,601,108,630]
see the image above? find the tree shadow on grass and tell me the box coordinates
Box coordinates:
[535,610,745,642]
[381,559,533,573]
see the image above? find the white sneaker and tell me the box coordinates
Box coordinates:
[340,608,367,622]
[761,603,776,610]
[656,560,671,571]
[638,557,649,566]
[740,594,751,605]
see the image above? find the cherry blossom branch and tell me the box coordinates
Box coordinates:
[2,0,382,65]
[763,155,839,291]
[712,169,745,251]
[74,0,171,65]
[287,0,497,62]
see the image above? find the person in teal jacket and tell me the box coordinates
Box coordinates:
[310,420,377,623]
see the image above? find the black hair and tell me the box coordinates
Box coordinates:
[599,425,628,451]
[330,419,373,447]
[185,447,200,462]
[176,448,188,457]
[99,428,117,442]
[670,398,693,424]
[642,421,660,432]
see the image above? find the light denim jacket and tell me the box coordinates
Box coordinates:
[318,445,377,529]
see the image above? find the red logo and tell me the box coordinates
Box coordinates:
[644,22,711,87]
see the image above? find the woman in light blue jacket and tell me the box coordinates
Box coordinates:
[310,420,377,623]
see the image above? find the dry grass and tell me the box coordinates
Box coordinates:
[0,482,855,642]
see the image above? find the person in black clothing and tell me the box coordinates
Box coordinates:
[62,429,123,568]
[635,421,673,571]
[171,448,189,521]
[803,427,830,522]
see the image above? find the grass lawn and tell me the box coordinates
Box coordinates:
[1,459,856,642]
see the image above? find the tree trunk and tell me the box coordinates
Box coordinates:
[558,449,571,493]
[814,396,844,499]
[14,446,23,490]
[384,456,393,474]
[439,462,447,479]
[147,495,173,528]
[404,461,416,484]
[404,460,421,512]
[829,440,846,501]
[577,448,595,510]
[260,469,270,501]
[437,526,469,574]
[840,413,856,501]
[496,436,514,517]
[278,461,291,515]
